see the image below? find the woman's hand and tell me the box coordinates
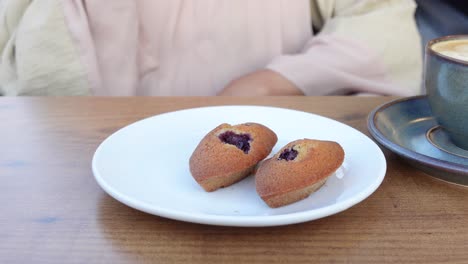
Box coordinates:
[218,69,304,96]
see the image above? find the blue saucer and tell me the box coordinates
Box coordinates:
[368,96,468,186]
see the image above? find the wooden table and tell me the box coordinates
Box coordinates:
[1,97,467,264]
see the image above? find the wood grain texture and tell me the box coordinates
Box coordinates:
[0,97,467,264]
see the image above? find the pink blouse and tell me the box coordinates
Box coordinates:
[62,0,422,96]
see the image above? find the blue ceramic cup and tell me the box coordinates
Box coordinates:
[425,35,468,150]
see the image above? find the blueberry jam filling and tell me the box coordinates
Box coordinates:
[218,131,252,154]
[278,147,298,161]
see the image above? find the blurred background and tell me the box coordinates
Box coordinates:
[0,0,468,95]
[415,0,468,47]
[1,0,466,48]
[0,0,466,55]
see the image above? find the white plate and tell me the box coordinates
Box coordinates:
[92,106,386,227]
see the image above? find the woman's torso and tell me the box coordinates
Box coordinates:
[82,0,313,95]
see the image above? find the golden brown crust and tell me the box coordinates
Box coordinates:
[262,178,327,208]
[189,123,277,192]
[255,139,345,207]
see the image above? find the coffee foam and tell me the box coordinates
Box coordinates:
[431,39,468,62]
